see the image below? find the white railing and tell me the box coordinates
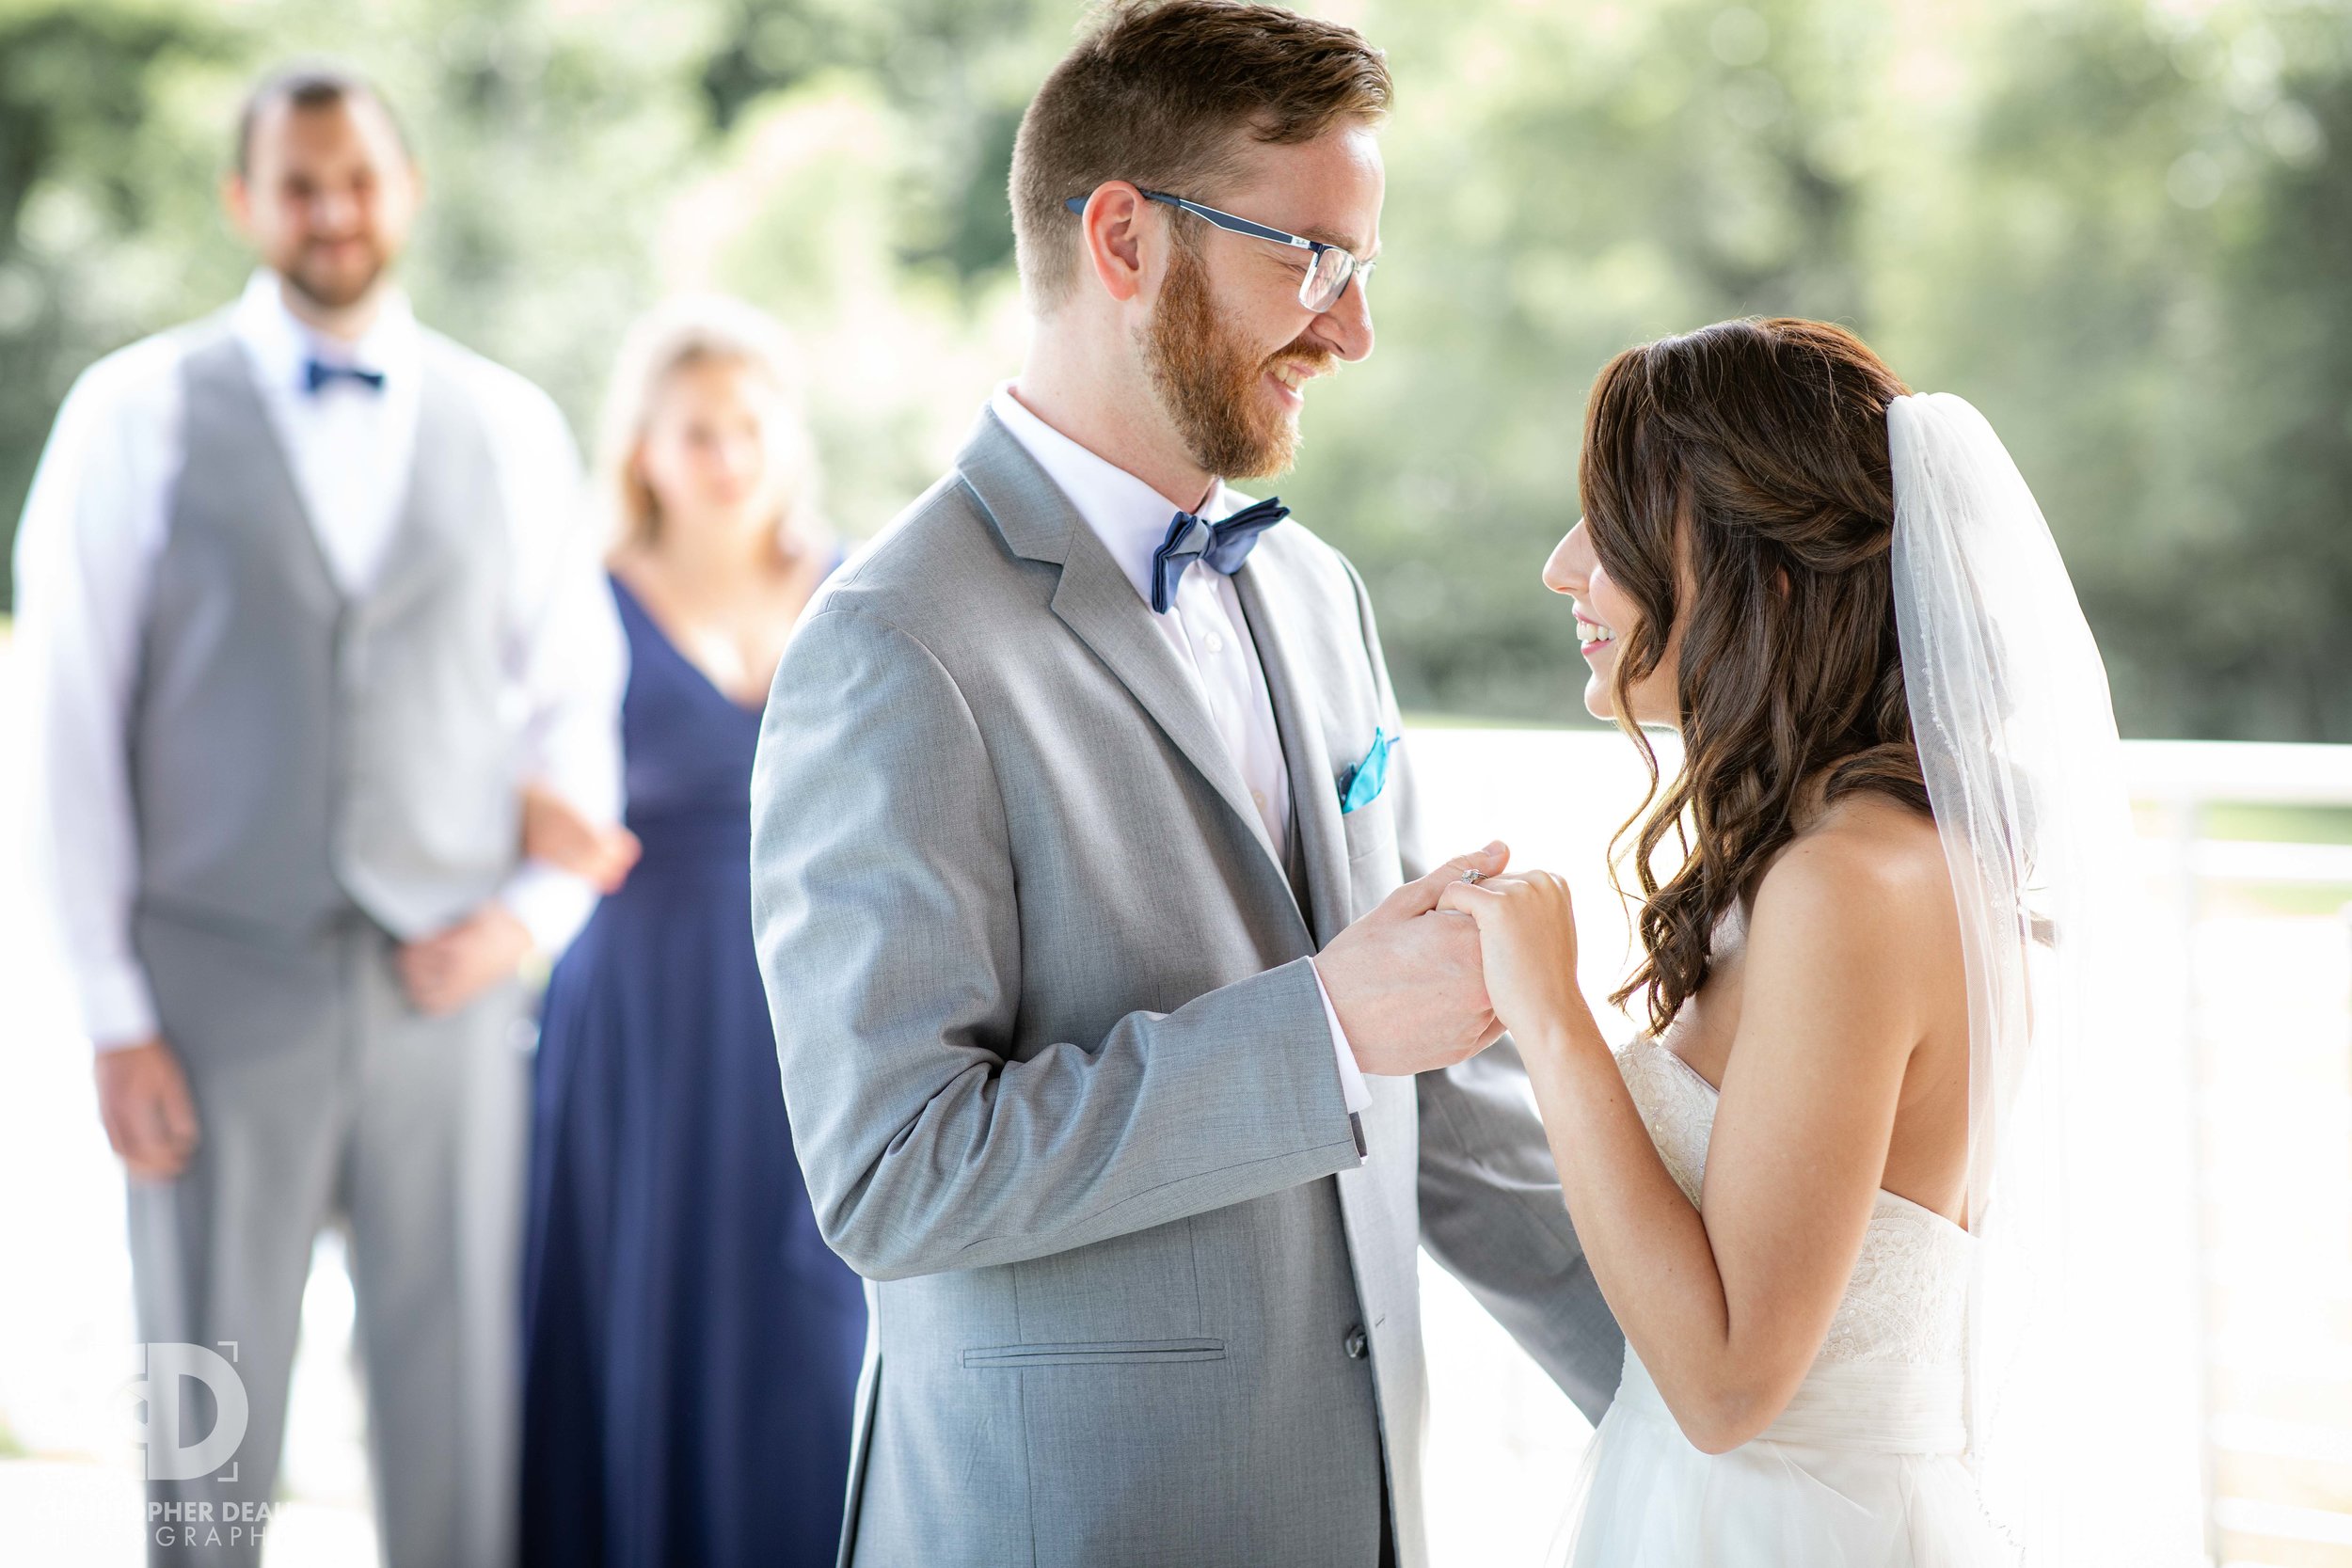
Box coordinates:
[2132,748,2352,1568]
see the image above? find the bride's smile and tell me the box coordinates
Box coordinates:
[1543,516,1678,726]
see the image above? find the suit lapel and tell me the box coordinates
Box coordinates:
[1235,556,1353,949]
[957,412,1294,889]
[1049,542,1290,875]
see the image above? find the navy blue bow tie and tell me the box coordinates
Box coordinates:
[304,358,386,395]
[1149,496,1291,613]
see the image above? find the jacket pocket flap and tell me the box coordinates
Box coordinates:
[961,1338,1227,1369]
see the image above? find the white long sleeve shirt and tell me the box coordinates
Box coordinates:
[988,385,1372,1117]
[12,270,626,1050]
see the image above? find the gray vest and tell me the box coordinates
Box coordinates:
[128,319,521,942]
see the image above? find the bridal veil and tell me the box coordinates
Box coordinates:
[1888,393,2208,1566]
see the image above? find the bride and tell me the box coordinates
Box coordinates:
[1441,318,2206,1565]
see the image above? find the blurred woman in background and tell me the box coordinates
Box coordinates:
[518,295,864,1568]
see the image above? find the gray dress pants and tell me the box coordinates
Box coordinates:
[127,907,528,1568]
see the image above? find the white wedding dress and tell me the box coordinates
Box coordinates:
[1558,916,2012,1567]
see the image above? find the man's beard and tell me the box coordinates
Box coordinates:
[281,238,389,312]
[1143,237,1330,481]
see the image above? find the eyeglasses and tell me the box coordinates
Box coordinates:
[1062,187,1374,313]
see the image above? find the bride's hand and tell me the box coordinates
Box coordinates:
[1435,870,1586,1040]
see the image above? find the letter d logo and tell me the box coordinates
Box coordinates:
[128,1343,249,1481]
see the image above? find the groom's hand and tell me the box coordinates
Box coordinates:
[1312,843,1511,1076]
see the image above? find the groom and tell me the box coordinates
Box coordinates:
[751,4,1620,1564]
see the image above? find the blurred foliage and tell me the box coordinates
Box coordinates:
[1,0,2346,737]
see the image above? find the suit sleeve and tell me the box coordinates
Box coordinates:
[751,602,1364,1282]
[1336,558,1626,1422]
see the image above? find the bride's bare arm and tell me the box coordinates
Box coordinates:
[1438,826,1952,1453]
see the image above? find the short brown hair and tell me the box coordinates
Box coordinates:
[1009,0,1391,310]
[235,61,413,177]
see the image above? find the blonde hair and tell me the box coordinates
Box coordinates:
[596,293,827,562]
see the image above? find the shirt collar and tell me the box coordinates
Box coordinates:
[232,267,420,397]
[988,383,1251,610]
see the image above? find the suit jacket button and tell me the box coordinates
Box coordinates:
[1343,1325,1368,1360]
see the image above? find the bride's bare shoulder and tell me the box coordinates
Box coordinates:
[1748,794,1958,966]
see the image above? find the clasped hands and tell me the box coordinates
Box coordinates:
[1315,840,1590,1076]
[95,785,639,1183]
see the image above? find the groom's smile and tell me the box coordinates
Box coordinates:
[1266,356,1322,411]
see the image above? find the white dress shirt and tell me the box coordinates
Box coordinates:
[13,269,627,1050]
[988,386,1372,1116]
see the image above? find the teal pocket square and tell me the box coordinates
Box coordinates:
[1338,727,1392,815]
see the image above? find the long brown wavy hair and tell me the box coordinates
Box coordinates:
[1580,318,1931,1036]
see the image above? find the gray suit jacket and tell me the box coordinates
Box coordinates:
[751,411,1621,1568]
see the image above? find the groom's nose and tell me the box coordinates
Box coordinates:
[1310,274,1375,363]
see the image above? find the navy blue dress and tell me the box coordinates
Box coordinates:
[521,573,866,1568]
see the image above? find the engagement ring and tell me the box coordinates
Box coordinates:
[1460,869,1486,885]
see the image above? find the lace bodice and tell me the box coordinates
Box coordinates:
[1616,1022,1974,1370]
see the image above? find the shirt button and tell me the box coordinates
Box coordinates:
[1343,1325,1368,1361]
[1251,788,1267,810]
[1205,631,1225,655]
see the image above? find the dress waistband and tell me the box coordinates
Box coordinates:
[1617,1352,1967,1456]
[624,810,753,866]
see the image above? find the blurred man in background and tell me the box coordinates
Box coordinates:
[10,61,623,1567]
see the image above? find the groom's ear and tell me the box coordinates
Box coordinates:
[1073,182,1154,305]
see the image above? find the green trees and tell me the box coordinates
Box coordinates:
[2,0,2344,737]
[0,1,234,611]
[2192,15,2352,739]
[1894,0,2352,740]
